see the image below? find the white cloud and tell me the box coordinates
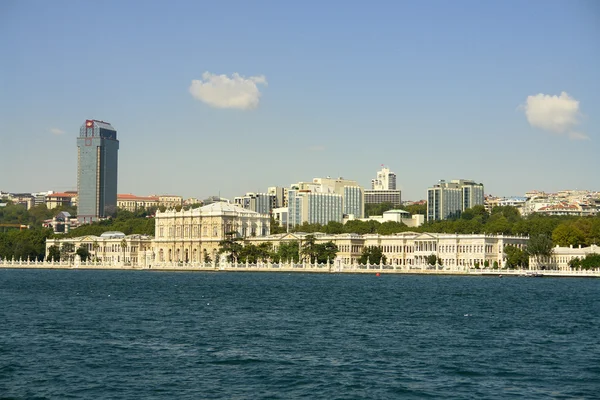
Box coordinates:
[189,72,267,110]
[50,128,65,135]
[522,91,587,140]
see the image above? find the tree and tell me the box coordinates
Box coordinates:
[314,241,338,264]
[276,241,300,262]
[269,215,287,234]
[202,249,212,263]
[403,203,427,216]
[365,202,395,217]
[358,246,386,265]
[485,215,512,235]
[76,245,91,262]
[92,241,100,261]
[344,220,380,234]
[322,221,345,234]
[580,253,600,270]
[46,245,61,261]
[425,254,438,266]
[218,233,243,262]
[504,245,528,269]
[301,235,318,262]
[377,221,408,235]
[552,223,586,247]
[120,238,127,264]
[462,205,489,224]
[60,242,75,261]
[527,234,554,267]
[568,257,581,269]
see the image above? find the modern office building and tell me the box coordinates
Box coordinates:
[371,166,397,190]
[427,179,484,221]
[234,193,276,215]
[365,166,402,205]
[77,119,119,223]
[286,177,364,228]
[364,190,402,206]
[267,186,287,208]
[287,190,344,229]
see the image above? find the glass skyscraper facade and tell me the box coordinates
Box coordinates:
[77,120,119,223]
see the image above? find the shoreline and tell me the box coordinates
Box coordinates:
[1,263,598,278]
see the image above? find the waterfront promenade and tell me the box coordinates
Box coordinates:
[1,258,599,277]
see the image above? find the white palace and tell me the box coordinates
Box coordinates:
[152,202,271,263]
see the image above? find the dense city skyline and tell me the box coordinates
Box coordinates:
[1,1,598,200]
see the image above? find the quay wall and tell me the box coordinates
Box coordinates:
[1,259,599,277]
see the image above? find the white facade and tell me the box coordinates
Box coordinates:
[248,232,527,268]
[529,244,600,270]
[153,202,270,263]
[45,231,153,266]
[355,209,424,227]
[371,167,397,190]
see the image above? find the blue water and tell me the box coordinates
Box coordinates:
[1,270,599,399]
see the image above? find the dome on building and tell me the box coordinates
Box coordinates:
[100,231,126,238]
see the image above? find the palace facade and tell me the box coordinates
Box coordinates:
[152,202,271,263]
[247,232,528,269]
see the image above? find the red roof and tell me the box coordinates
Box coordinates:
[47,192,77,198]
[118,194,159,201]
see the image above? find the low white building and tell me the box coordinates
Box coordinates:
[248,232,527,269]
[352,209,425,228]
[529,244,600,270]
[45,231,153,266]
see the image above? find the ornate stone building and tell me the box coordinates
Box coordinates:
[248,232,528,269]
[152,202,270,263]
[45,231,153,266]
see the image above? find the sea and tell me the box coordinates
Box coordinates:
[0,269,599,399]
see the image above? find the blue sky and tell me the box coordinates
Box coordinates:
[1,0,598,201]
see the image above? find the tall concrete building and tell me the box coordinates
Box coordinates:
[427,179,484,221]
[77,119,119,223]
[365,166,401,206]
[286,177,364,229]
[287,190,344,228]
[371,166,397,190]
[234,192,277,215]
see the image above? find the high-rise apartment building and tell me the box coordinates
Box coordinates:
[77,119,119,223]
[427,179,484,221]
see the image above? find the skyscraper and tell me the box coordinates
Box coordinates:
[76,120,119,223]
